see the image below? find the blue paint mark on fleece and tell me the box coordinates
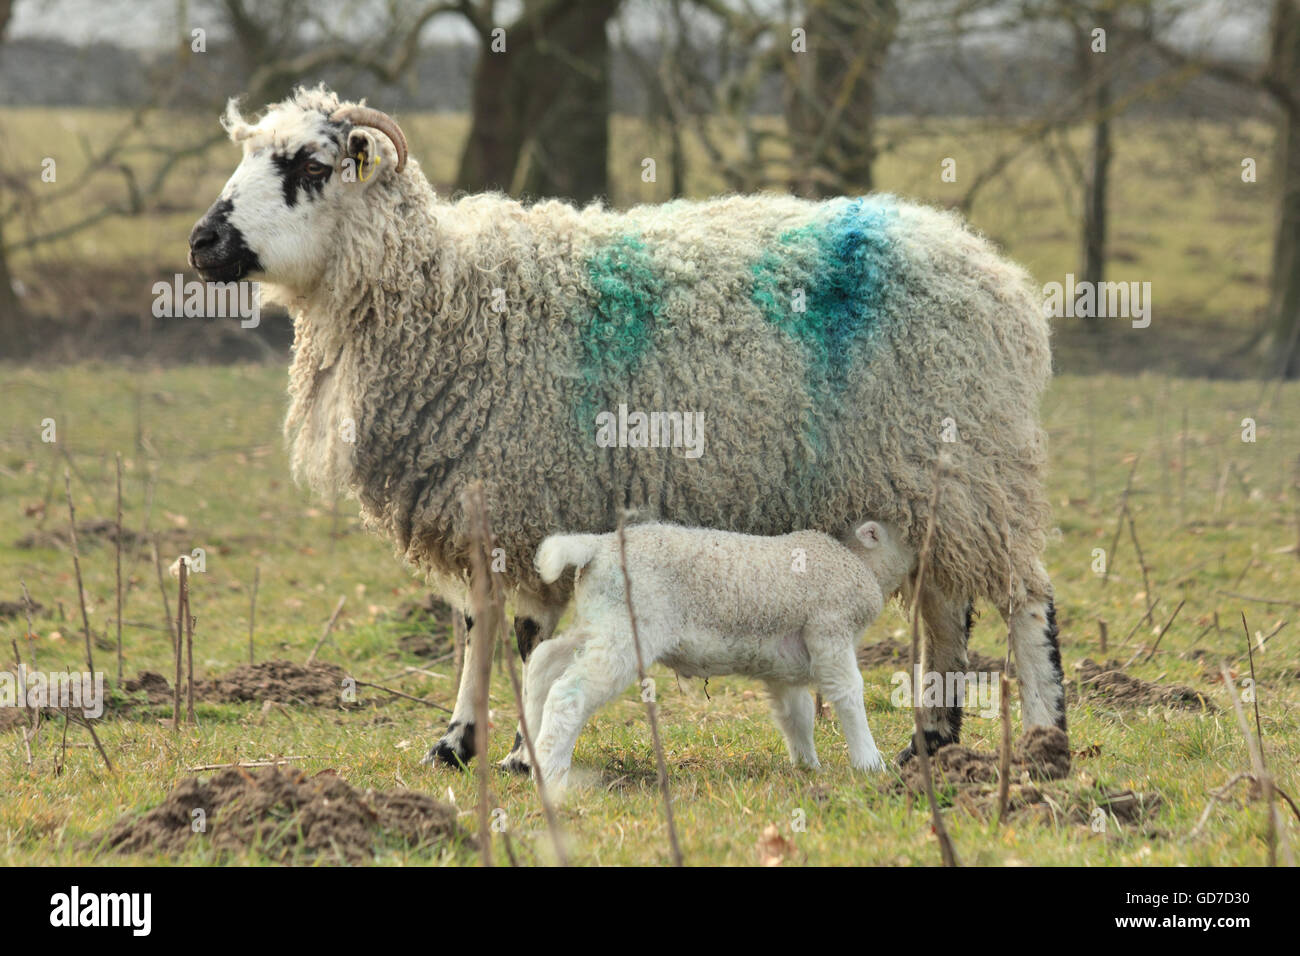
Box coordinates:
[575,234,664,427]
[751,197,899,396]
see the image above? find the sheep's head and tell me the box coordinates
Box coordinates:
[188,85,408,292]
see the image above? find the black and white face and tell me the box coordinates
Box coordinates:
[188,99,391,292]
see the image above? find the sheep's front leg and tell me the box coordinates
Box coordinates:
[896,588,971,765]
[763,681,820,769]
[423,613,487,767]
[812,644,884,772]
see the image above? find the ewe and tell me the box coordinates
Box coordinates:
[188,85,1065,772]
[527,521,914,788]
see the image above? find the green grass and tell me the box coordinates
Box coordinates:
[1,365,1297,865]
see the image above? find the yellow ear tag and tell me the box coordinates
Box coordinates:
[358,152,381,182]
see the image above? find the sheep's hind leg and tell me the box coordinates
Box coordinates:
[896,588,972,765]
[422,613,485,768]
[519,631,582,767]
[812,643,884,772]
[533,632,639,791]
[763,681,819,769]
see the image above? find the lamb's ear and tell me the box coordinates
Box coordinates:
[342,128,385,186]
[854,521,882,549]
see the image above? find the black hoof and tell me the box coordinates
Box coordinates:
[499,753,532,774]
[498,732,531,775]
[421,720,476,768]
[895,729,952,766]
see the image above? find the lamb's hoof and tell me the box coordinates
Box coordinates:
[422,720,475,768]
[853,750,886,772]
[498,732,532,775]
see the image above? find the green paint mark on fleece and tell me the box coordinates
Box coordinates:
[576,234,664,422]
[751,197,898,397]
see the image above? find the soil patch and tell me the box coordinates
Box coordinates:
[15,521,189,552]
[857,639,1011,675]
[195,659,352,707]
[122,671,174,706]
[0,599,43,619]
[898,726,1072,791]
[1074,659,1218,712]
[100,765,470,863]
[393,594,456,659]
[897,727,1162,834]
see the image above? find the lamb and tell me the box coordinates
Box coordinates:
[187,85,1066,773]
[526,520,916,788]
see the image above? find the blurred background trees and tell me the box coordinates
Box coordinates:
[0,0,1293,377]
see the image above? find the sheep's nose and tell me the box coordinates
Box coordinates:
[189,222,219,251]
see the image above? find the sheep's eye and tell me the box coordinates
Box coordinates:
[304,161,328,177]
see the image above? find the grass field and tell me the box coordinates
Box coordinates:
[1,365,1297,865]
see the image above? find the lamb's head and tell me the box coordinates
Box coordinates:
[188,85,408,293]
[852,520,916,597]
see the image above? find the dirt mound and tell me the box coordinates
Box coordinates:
[15,520,189,551]
[196,659,351,707]
[0,599,42,619]
[1074,659,1218,712]
[101,766,470,863]
[948,781,1163,832]
[897,727,1161,833]
[858,640,907,668]
[393,594,456,658]
[397,593,456,626]
[122,671,174,706]
[397,633,453,658]
[899,726,1071,791]
[857,640,1010,675]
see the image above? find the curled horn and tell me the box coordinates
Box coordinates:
[330,105,408,174]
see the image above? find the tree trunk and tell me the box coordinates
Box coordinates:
[1266,0,1300,376]
[0,0,29,357]
[457,0,618,202]
[1080,16,1113,328]
[519,5,613,203]
[784,0,898,198]
[0,235,26,358]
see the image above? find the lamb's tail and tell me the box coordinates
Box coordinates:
[535,533,605,584]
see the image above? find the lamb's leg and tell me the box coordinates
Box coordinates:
[533,632,639,791]
[763,681,820,769]
[1002,575,1067,732]
[423,613,485,767]
[499,610,561,774]
[812,644,884,772]
[521,632,582,754]
[896,588,972,765]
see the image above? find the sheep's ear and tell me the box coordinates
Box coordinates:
[343,128,385,185]
[854,521,882,549]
